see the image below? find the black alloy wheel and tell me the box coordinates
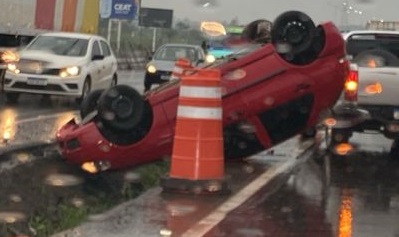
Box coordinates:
[271,11,318,64]
[98,85,144,131]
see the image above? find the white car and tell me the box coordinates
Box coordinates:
[327,30,399,157]
[3,32,118,103]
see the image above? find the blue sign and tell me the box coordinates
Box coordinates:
[110,0,138,20]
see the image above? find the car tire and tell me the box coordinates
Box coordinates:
[5,92,20,104]
[144,79,152,92]
[76,77,91,104]
[271,11,320,65]
[327,128,351,151]
[389,139,399,160]
[110,74,118,87]
[301,126,317,139]
[241,19,272,44]
[80,89,105,119]
[98,85,145,131]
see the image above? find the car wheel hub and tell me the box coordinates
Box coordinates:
[285,24,305,45]
[111,96,133,119]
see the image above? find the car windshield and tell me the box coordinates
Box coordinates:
[153,46,199,61]
[26,35,89,56]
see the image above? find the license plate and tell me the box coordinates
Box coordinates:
[160,75,170,80]
[27,77,47,86]
[394,109,399,120]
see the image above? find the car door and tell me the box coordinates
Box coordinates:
[89,40,106,90]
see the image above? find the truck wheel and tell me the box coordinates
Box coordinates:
[80,89,104,119]
[327,128,351,152]
[98,85,144,131]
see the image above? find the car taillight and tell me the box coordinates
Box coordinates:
[344,64,358,102]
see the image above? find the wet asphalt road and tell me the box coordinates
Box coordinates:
[1,70,399,236]
[0,70,145,150]
[204,133,399,237]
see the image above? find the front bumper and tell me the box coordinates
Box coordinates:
[3,71,84,96]
[144,70,172,84]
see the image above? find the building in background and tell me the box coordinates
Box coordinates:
[366,20,399,31]
[0,0,102,34]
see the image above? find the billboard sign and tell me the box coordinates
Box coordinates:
[139,8,173,28]
[110,0,139,20]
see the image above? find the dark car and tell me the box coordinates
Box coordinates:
[56,11,348,172]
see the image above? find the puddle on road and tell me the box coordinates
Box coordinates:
[0,211,26,223]
[44,173,84,186]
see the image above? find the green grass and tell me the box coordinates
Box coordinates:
[26,160,170,237]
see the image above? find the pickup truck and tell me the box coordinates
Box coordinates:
[327,30,399,157]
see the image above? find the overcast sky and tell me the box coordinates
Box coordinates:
[141,0,399,26]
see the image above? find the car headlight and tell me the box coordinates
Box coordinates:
[7,63,20,74]
[206,54,216,63]
[147,65,156,73]
[59,66,80,77]
[1,50,19,63]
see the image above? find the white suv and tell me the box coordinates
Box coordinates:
[3,32,118,103]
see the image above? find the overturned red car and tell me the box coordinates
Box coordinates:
[56,11,348,172]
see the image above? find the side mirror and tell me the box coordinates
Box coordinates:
[92,55,104,61]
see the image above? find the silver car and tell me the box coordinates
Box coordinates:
[143,43,207,92]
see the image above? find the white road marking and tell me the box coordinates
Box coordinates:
[181,146,309,237]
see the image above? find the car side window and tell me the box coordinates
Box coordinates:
[100,40,111,57]
[92,40,102,58]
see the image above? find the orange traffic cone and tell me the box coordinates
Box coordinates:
[161,68,229,195]
[170,58,193,81]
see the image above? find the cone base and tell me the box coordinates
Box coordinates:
[160,175,230,195]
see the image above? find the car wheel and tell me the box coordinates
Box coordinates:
[110,74,118,87]
[80,89,105,119]
[271,11,318,64]
[5,92,20,104]
[389,139,399,160]
[241,19,272,44]
[301,126,317,139]
[327,128,351,151]
[144,77,152,92]
[76,77,91,104]
[98,85,144,131]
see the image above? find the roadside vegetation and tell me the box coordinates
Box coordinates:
[0,146,169,237]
